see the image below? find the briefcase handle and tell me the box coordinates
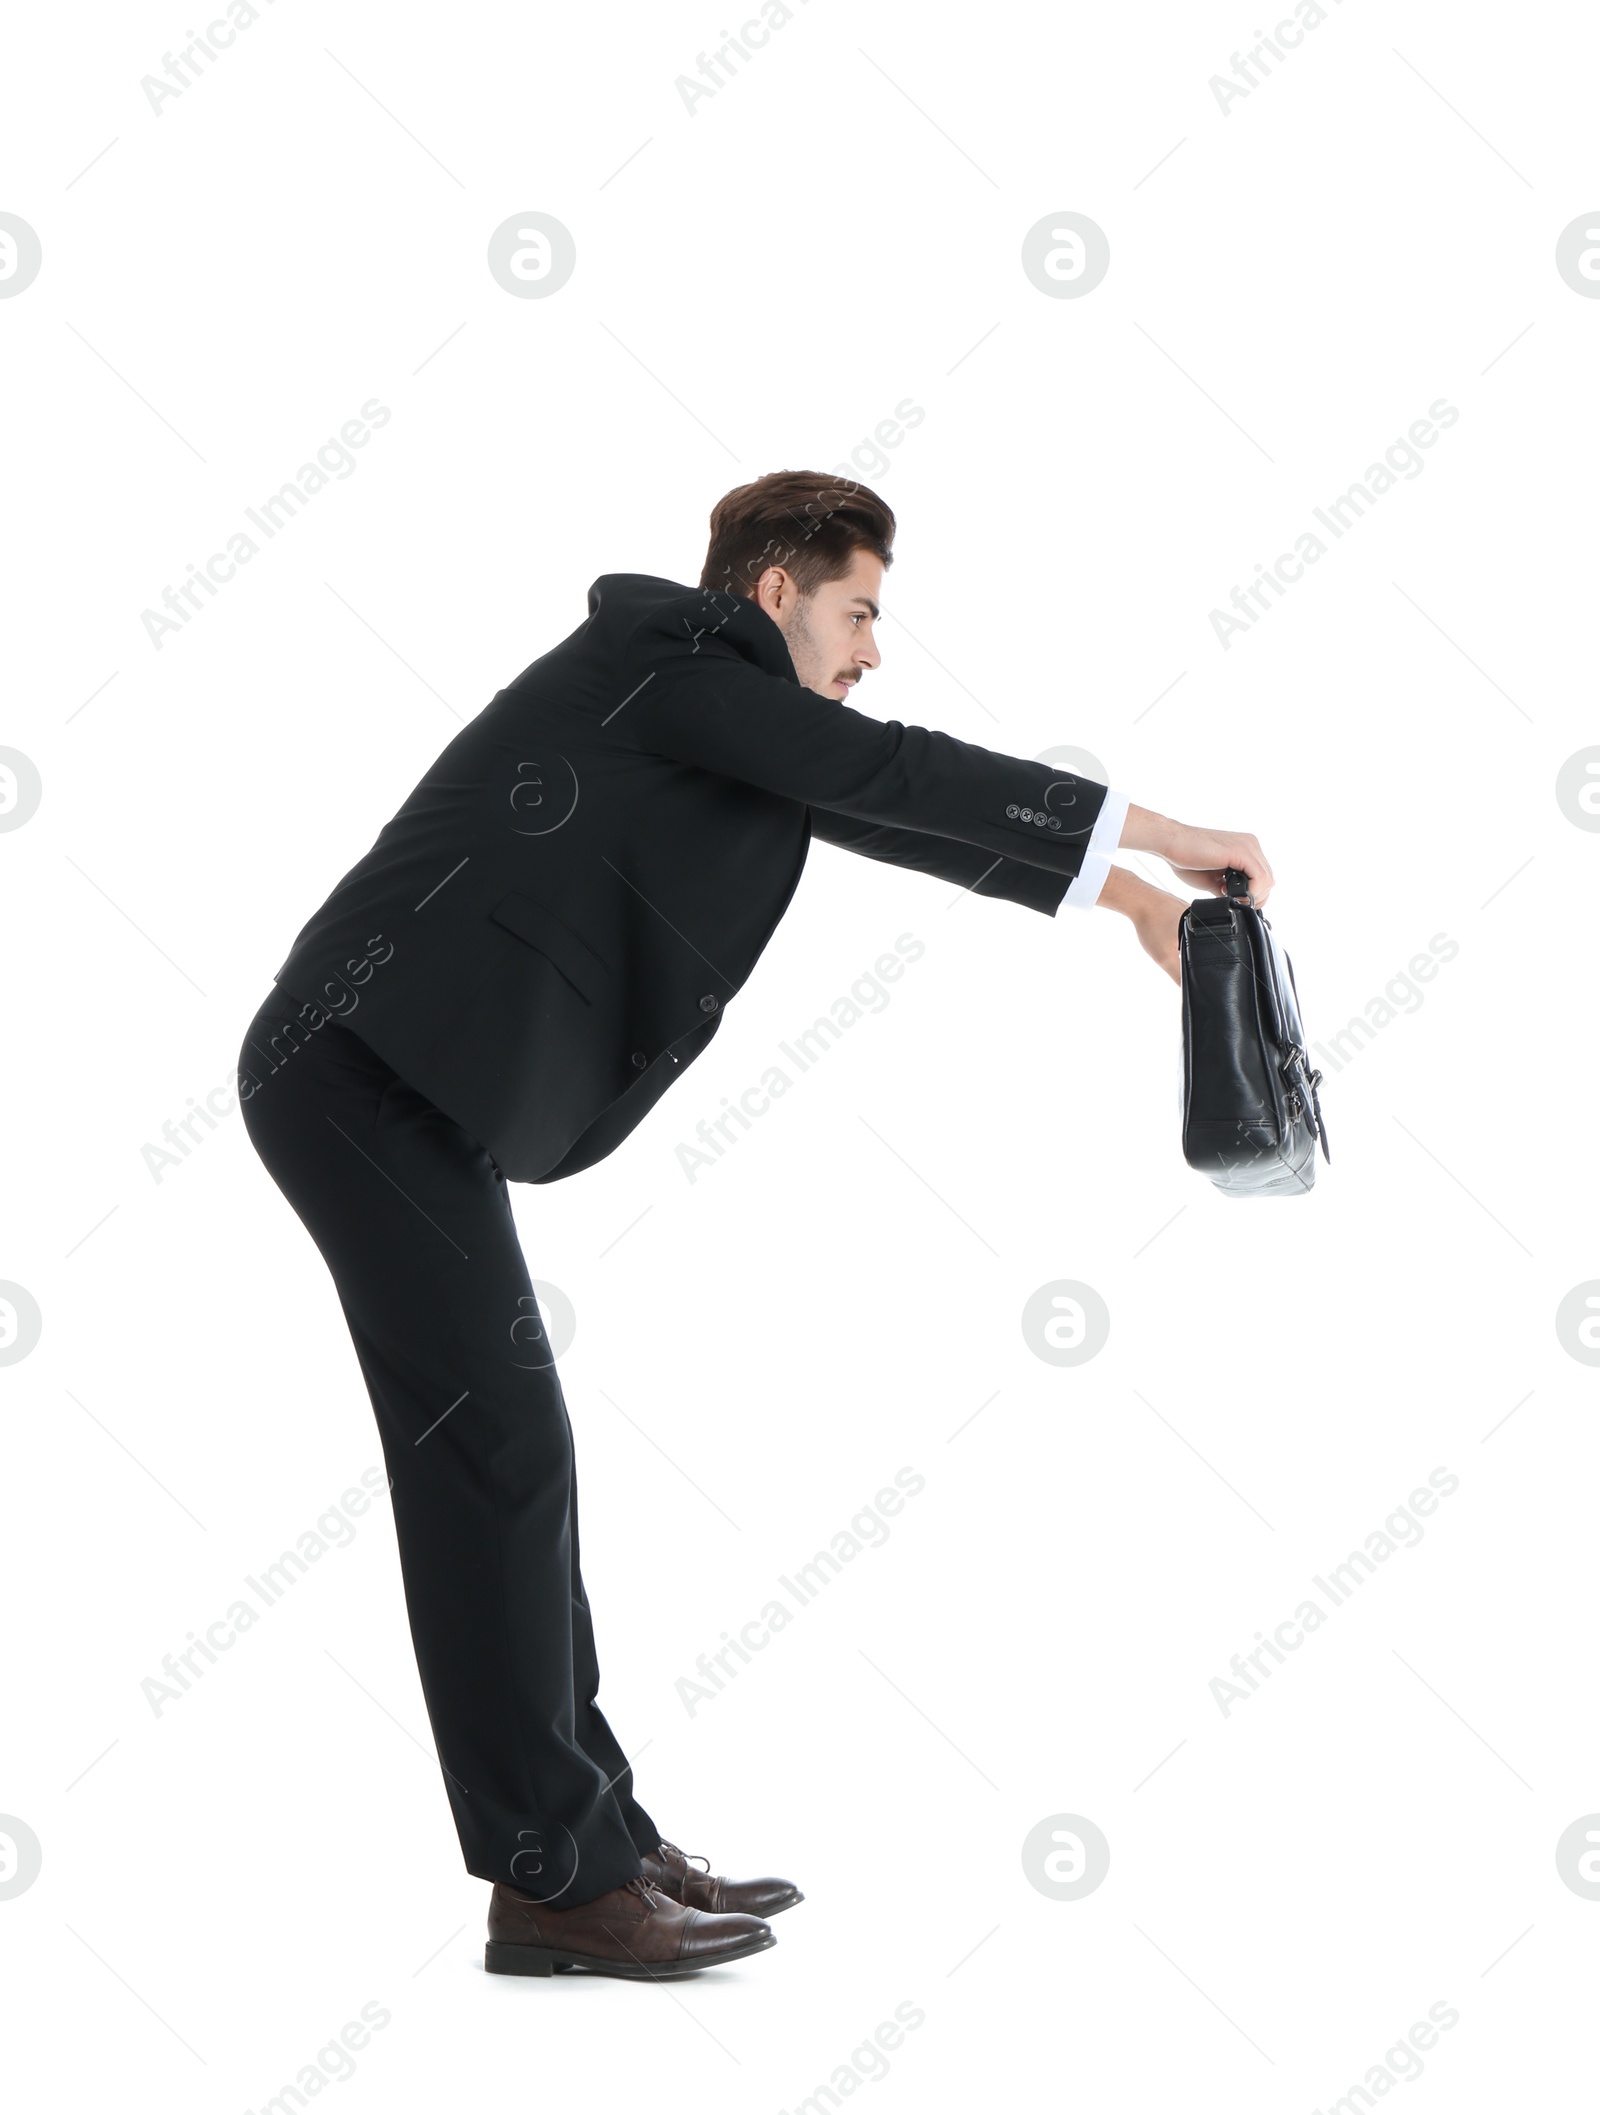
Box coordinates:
[1222,865,1254,908]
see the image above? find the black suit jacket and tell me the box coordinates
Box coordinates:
[264,574,1113,1182]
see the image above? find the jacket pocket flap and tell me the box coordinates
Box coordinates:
[489,890,609,1003]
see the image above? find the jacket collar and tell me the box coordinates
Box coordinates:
[700,581,800,685]
[590,573,800,687]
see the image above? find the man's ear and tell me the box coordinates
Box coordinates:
[753,563,794,617]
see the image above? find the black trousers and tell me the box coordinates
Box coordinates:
[238,984,658,1905]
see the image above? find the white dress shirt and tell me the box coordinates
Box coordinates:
[1060,787,1130,910]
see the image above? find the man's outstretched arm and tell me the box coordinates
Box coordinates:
[610,608,1123,883]
[807,792,1272,985]
[804,786,1128,914]
[610,592,1273,975]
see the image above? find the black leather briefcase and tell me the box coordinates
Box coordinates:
[1180,869,1330,1196]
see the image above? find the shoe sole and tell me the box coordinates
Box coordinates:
[485,1927,777,1980]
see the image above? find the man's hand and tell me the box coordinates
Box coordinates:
[1099,868,1187,983]
[1087,805,1276,987]
[1121,804,1274,907]
[1132,890,1185,983]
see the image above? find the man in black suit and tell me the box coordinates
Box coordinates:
[239,472,1272,1980]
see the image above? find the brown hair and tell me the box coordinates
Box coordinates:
[699,470,895,601]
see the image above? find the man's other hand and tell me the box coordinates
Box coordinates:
[1132,891,1186,984]
[1096,868,1187,983]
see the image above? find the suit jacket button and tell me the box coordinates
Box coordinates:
[631,1050,648,1068]
[699,994,718,1013]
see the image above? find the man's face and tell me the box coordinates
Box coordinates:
[752,548,883,700]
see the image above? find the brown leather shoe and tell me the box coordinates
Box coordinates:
[639,1839,804,1918]
[485,1872,776,1979]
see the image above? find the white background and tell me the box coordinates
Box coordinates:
[4,1,1598,2108]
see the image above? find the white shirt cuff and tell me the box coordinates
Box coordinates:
[1060,786,1129,909]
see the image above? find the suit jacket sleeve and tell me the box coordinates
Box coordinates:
[805,805,1073,916]
[607,595,1112,883]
